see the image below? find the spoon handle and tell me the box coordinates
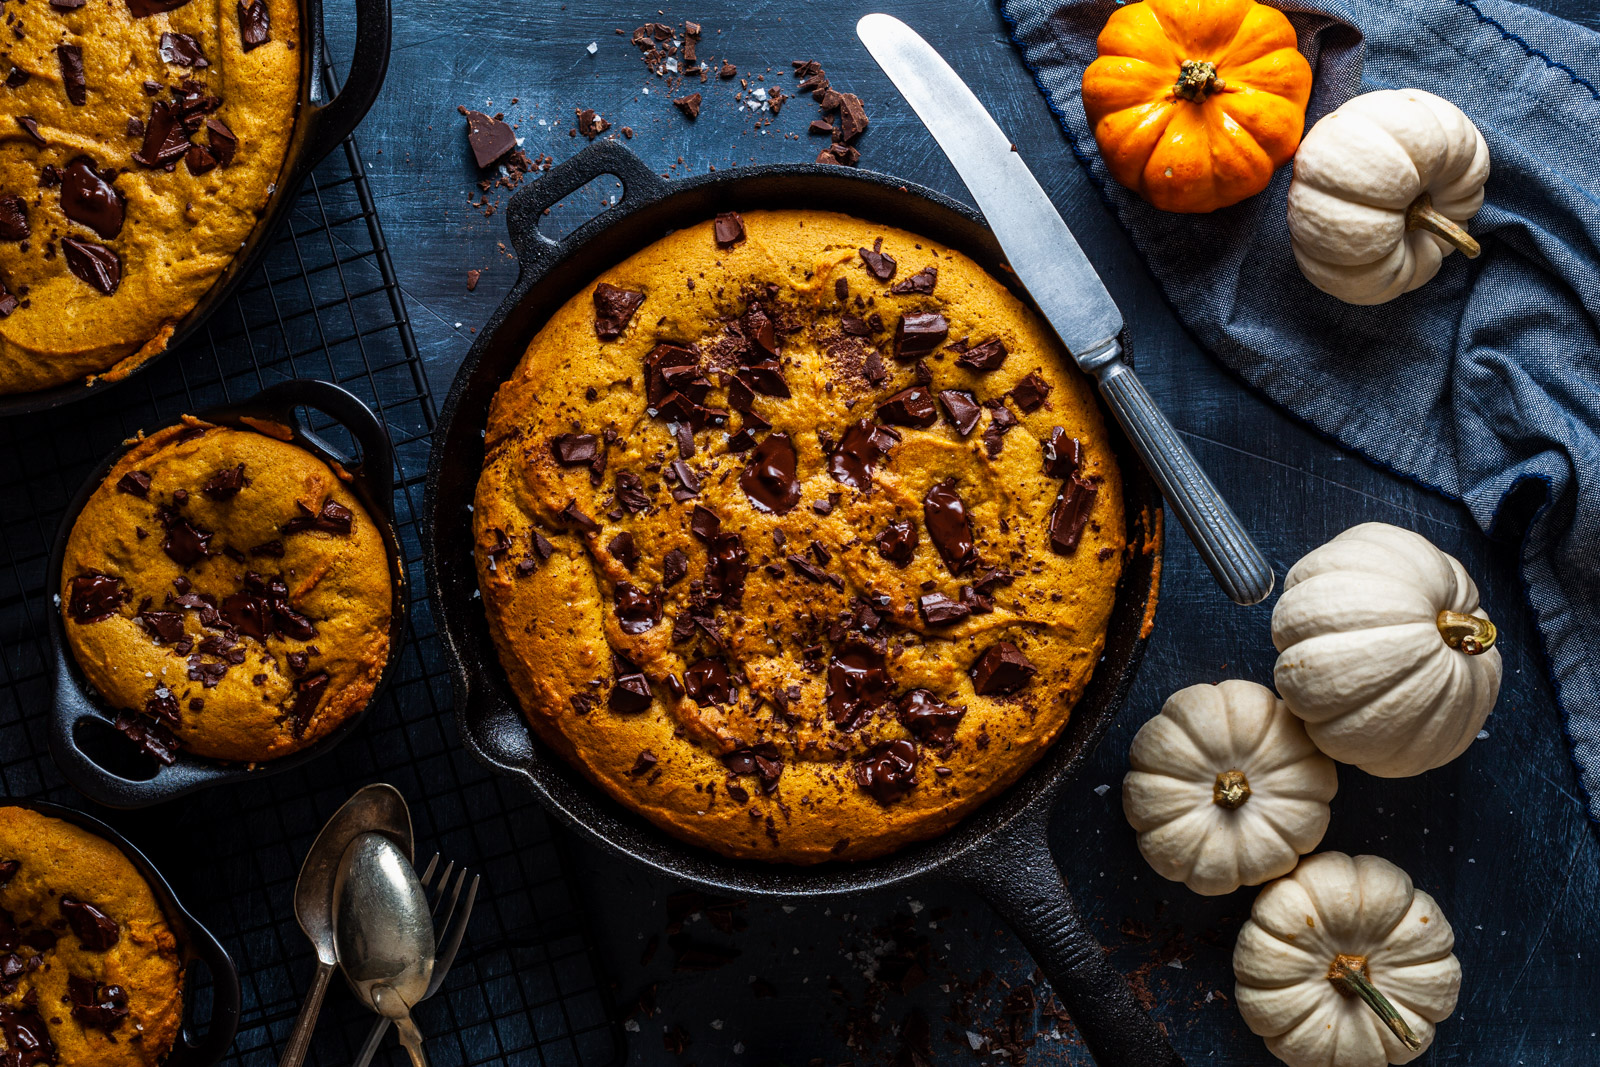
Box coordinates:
[277,960,334,1067]
[351,1017,392,1067]
[394,1015,430,1067]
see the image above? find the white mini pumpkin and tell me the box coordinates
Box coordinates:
[1288,88,1489,305]
[1124,681,1338,896]
[1234,852,1461,1067]
[1271,523,1500,777]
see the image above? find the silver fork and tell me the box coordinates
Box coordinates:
[350,853,480,1067]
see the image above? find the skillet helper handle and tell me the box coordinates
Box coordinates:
[1087,335,1273,607]
[303,0,393,163]
[505,141,669,270]
[958,810,1184,1067]
[277,959,334,1067]
[174,924,242,1067]
[251,379,397,510]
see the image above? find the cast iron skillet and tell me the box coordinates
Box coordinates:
[0,0,393,418]
[48,379,408,808]
[425,141,1180,1067]
[6,797,240,1066]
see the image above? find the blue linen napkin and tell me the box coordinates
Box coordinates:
[1001,0,1600,828]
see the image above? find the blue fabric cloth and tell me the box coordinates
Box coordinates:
[1002,0,1600,827]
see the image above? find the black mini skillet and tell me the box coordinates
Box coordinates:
[425,141,1180,1067]
[48,379,408,808]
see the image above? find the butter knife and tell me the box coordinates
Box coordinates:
[857,12,1274,606]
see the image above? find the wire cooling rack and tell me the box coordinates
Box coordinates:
[0,131,622,1067]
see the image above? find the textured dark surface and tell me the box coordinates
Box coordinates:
[350,0,1599,1063]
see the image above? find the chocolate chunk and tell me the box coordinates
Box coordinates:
[918,592,971,626]
[723,743,783,793]
[856,739,917,804]
[981,404,1016,459]
[113,710,178,764]
[690,505,721,543]
[960,584,994,614]
[836,93,869,142]
[889,266,936,295]
[185,140,219,175]
[551,433,600,466]
[875,519,917,566]
[712,211,745,248]
[576,108,611,139]
[459,107,515,169]
[57,45,86,106]
[894,312,948,361]
[532,531,555,560]
[741,302,780,359]
[614,582,662,634]
[683,657,736,706]
[0,1005,57,1067]
[289,670,329,736]
[858,237,896,281]
[667,459,700,499]
[126,0,193,14]
[68,976,129,1031]
[281,499,353,536]
[159,32,209,67]
[60,897,118,950]
[15,117,46,146]
[739,432,800,514]
[786,553,838,589]
[736,361,790,399]
[62,237,121,295]
[662,548,688,586]
[608,531,638,570]
[0,196,26,241]
[615,471,649,513]
[827,419,899,490]
[971,641,1037,696]
[609,670,653,713]
[673,92,702,120]
[4,67,29,89]
[1049,475,1098,555]
[69,573,126,623]
[238,0,271,49]
[720,60,737,78]
[558,500,601,534]
[594,282,645,340]
[809,119,836,136]
[643,343,703,407]
[923,479,977,575]
[1009,371,1052,413]
[956,337,1008,372]
[1043,428,1082,478]
[938,389,982,437]
[133,101,190,167]
[201,463,246,500]
[840,315,871,338]
[705,534,748,605]
[135,610,185,644]
[876,386,938,429]
[52,0,88,7]
[0,283,15,320]
[827,641,891,729]
[629,750,659,775]
[206,117,238,165]
[60,158,125,239]
[897,689,965,749]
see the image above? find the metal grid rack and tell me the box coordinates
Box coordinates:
[0,133,622,1066]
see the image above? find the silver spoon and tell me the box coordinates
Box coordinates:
[280,784,412,1067]
[333,832,434,1067]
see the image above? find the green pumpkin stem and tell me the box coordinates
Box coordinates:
[1437,609,1497,655]
[1407,194,1481,259]
[1327,954,1424,1052]
[1173,60,1224,101]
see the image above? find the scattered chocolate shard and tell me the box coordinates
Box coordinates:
[0,196,27,242]
[719,60,737,78]
[924,479,977,575]
[713,211,745,247]
[132,101,189,166]
[808,119,836,136]
[57,45,86,106]
[159,32,209,67]
[786,552,833,587]
[876,386,938,429]
[816,143,859,166]
[1009,371,1052,413]
[673,93,702,120]
[201,464,246,500]
[5,67,29,89]
[737,360,789,398]
[615,471,649,513]
[62,237,121,295]
[576,108,610,139]
[551,433,600,466]
[1049,475,1098,554]
[607,531,639,571]
[289,670,329,736]
[629,749,659,775]
[593,282,645,340]
[859,237,896,280]
[890,266,937,295]
[836,93,869,142]
[238,0,272,50]
[918,592,971,626]
[840,315,871,337]
[15,117,46,146]
[668,459,701,499]
[0,282,15,319]
[894,311,948,361]
[185,140,218,175]
[281,499,353,536]
[938,389,982,437]
[723,743,784,793]
[558,500,601,534]
[460,107,516,169]
[855,739,916,803]
[956,337,1008,372]
[117,470,153,497]
[1043,427,1083,477]
[690,504,721,543]
[971,640,1037,695]
[662,547,689,586]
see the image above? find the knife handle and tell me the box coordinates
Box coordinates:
[1090,343,1274,606]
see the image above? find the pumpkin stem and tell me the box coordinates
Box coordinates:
[1406,194,1481,259]
[1327,954,1424,1052]
[1437,609,1497,655]
[1212,769,1251,810]
[1173,60,1225,102]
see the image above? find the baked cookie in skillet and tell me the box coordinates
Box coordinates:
[0,806,183,1067]
[474,210,1125,863]
[0,0,300,396]
[61,417,392,763]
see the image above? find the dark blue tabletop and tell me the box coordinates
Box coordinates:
[348,0,1600,1062]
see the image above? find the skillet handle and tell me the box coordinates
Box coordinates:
[167,915,242,1067]
[505,141,669,270]
[302,0,393,164]
[246,379,397,513]
[954,808,1184,1067]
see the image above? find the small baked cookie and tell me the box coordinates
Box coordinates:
[474,210,1125,863]
[61,417,393,763]
[0,806,183,1067]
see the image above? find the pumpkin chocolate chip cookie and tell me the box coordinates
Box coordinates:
[474,209,1125,863]
[61,417,392,763]
[0,0,300,396]
[0,806,183,1067]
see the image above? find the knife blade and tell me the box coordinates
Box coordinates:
[856,12,1274,607]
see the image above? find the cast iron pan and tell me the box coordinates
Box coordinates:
[425,141,1179,1067]
[0,0,393,418]
[48,379,409,808]
[7,797,241,1066]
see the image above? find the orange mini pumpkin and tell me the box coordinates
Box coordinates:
[1082,0,1313,213]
